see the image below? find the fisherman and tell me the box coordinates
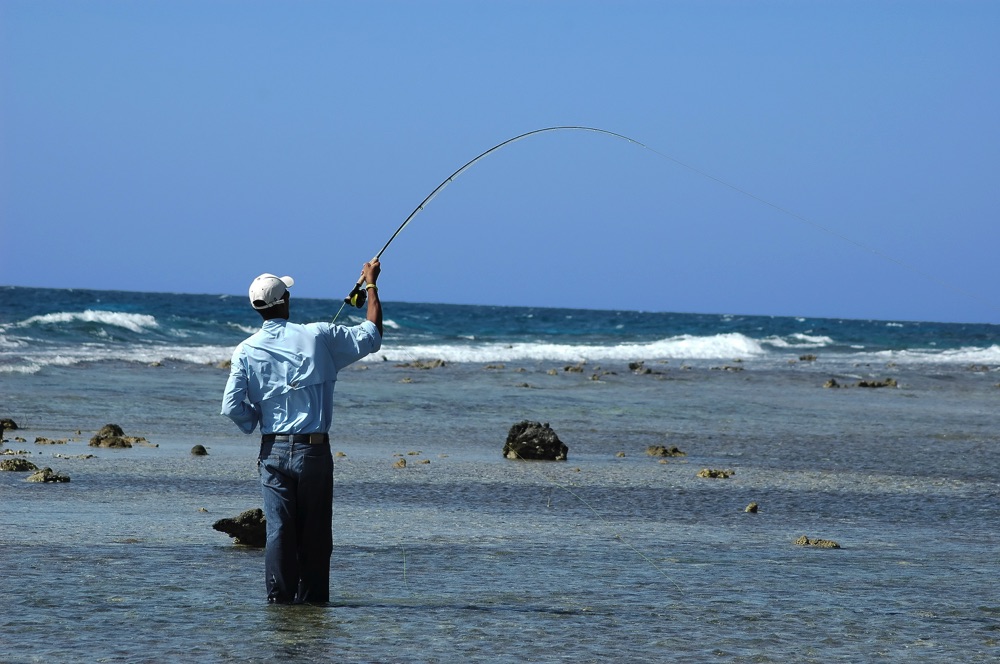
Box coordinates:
[221,260,383,604]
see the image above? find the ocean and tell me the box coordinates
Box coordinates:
[2,285,999,662]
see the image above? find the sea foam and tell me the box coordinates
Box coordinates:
[866,344,1000,365]
[17,310,159,333]
[372,332,769,364]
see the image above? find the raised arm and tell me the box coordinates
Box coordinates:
[361,259,383,337]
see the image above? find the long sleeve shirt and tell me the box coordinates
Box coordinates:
[221,319,381,435]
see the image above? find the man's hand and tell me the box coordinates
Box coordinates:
[361,258,380,286]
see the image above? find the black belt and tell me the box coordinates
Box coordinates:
[261,433,329,444]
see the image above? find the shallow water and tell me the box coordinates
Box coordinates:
[2,357,999,662]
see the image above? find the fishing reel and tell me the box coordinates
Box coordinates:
[344,282,367,309]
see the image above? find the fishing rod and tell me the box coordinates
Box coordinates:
[332,124,1000,322]
[332,126,651,322]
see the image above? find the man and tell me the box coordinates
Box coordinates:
[221,260,382,604]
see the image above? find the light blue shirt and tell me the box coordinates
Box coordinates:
[221,319,381,435]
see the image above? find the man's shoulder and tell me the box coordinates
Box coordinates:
[287,320,375,342]
[298,320,335,334]
[282,321,339,345]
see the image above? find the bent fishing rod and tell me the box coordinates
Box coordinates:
[331,126,650,322]
[332,123,1000,322]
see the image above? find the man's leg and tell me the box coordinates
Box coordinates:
[260,443,298,603]
[294,444,334,603]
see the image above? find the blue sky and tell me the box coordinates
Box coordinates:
[2,1,997,323]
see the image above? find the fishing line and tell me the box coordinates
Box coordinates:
[332,124,999,322]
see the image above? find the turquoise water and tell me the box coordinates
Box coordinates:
[1,288,999,661]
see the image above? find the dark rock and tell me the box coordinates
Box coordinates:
[823,378,841,388]
[794,535,841,549]
[799,354,817,362]
[0,418,18,431]
[26,467,70,483]
[396,359,446,369]
[1,458,39,472]
[191,445,209,456]
[745,502,759,513]
[856,378,898,388]
[646,445,686,457]
[696,468,735,479]
[503,421,568,461]
[213,508,266,547]
[89,423,150,448]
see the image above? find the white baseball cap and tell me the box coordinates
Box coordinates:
[249,273,294,309]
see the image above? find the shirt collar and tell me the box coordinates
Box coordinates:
[261,319,288,333]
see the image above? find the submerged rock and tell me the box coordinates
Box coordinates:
[396,359,446,370]
[794,535,841,549]
[213,508,266,548]
[26,467,71,483]
[856,378,898,388]
[191,445,209,456]
[34,437,68,445]
[89,423,151,448]
[646,445,686,458]
[1,458,39,472]
[696,468,735,479]
[503,421,568,461]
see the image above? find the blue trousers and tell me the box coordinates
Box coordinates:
[258,439,333,604]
